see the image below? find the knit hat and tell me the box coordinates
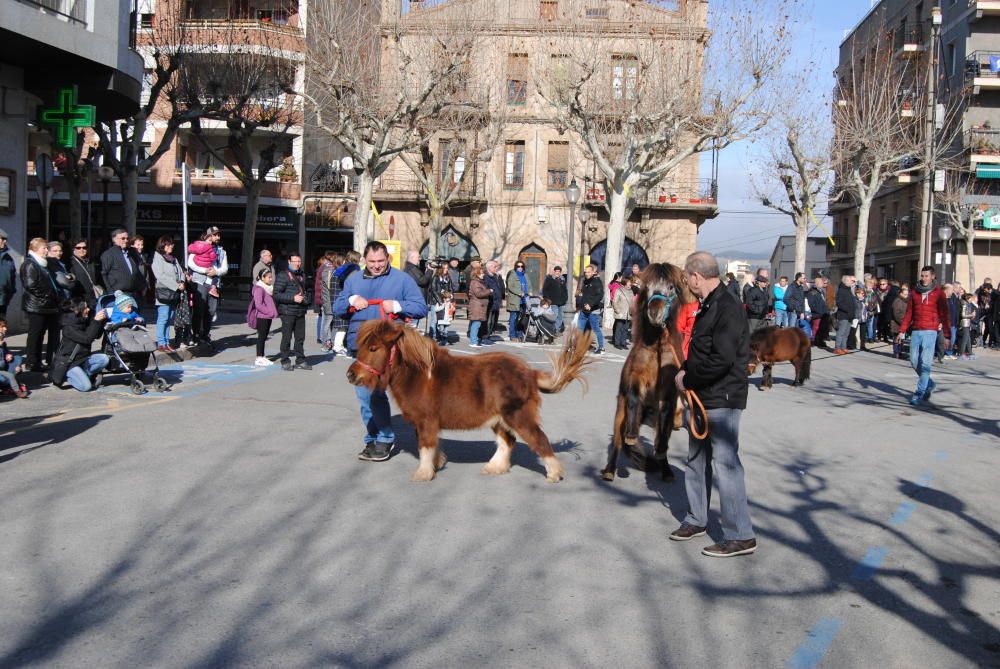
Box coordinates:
[0,227,8,239]
[114,290,136,310]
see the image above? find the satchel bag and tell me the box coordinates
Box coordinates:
[156,286,180,305]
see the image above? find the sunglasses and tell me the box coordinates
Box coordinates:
[515,265,524,268]
[75,245,87,249]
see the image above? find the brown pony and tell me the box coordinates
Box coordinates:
[602,263,687,482]
[748,326,812,389]
[347,320,593,482]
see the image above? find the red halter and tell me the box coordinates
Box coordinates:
[354,343,398,379]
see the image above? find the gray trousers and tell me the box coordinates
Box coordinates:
[683,407,755,541]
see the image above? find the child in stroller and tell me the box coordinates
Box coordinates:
[97,292,168,394]
[524,296,558,345]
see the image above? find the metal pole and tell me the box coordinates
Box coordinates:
[566,202,575,313]
[101,180,109,242]
[579,211,587,277]
[919,8,941,267]
[86,170,93,249]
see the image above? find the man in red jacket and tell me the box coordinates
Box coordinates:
[897,265,950,406]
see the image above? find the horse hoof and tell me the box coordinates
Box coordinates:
[435,451,448,470]
[546,472,564,483]
[411,468,436,482]
[480,462,510,476]
[601,470,615,482]
[623,436,639,447]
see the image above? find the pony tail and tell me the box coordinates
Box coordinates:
[537,330,593,394]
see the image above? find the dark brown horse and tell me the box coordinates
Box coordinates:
[347,320,593,482]
[748,326,812,389]
[602,263,687,482]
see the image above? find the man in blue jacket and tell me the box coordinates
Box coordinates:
[334,241,427,462]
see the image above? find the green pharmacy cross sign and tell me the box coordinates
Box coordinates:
[40,88,96,148]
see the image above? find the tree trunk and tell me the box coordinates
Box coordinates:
[429,206,446,259]
[794,213,809,276]
[353,172,374,254]
[66,176,82,243]
[965,230,977,290]
[120,169,139,236]
[241,181,263,278]
[605,189,628,285]
[853,199,871,279]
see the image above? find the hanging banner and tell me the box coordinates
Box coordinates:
[380,239,401,269]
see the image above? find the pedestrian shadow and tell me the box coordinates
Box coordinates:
[0,414,112,463]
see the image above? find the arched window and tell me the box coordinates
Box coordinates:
[588,238,649,274]
[518,243,547,294]
[419,225,480,261]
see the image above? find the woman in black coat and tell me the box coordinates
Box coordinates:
[50,297,109,391]
[18,237,61,371]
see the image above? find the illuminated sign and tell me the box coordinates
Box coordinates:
[40,87,96,148]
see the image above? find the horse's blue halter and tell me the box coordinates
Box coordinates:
[647,293,675,323]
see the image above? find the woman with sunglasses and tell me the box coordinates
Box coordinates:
[68,239,103,309]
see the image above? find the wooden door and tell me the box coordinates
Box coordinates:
[520,252,546,295]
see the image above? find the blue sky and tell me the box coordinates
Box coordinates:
[696,0,877,258]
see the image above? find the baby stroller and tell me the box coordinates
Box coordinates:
[523,296,557,345]
[96,294,168,395]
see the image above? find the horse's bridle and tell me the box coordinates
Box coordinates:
[353,343,398,381]
[647,292,676,324]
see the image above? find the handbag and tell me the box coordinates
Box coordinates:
[156,286,180,305]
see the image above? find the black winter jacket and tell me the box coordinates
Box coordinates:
[69,255,102,307]
[542,274,569,306]
[783,282,806,315]
[835,283,855,321]
[806,287,828,317]
[50,312,104,385]
[578,275,604,311]
[0,248,15,307]
[273,269,308,316]
[744,284,771,319]
[683,283,749,410]
[18,256,60,314]
[484,272,504,311]
[404,262,432,301]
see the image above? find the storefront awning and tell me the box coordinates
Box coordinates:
[975,165,1000,179]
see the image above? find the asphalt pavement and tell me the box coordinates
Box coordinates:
[1,314,998,668]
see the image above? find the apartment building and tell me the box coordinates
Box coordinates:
[26,0,308,276]
[308,0,717,290]
[2,0,142,326]
[829,0,1000,287]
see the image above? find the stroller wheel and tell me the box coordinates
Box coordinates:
[130,379,146,395]
[153,377,169,393]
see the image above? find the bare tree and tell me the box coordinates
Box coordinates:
[52,134,99,243]
[175,29,301,277]
[538,0,797,282]
[95,2,207,235]
[935,175,991,289]
[304,0,477,252]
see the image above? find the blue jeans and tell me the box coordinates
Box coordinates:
[508,310,523,339]
[553,306,565,333]
[866,316,877,342]
[469,320,482,345]
[156,304,175,346]
[577,310,606,349]
[354,383,394,445]
[775,309,790,327]
[683,407,754,541]
[0,354,23,389]
[66,354,110,392]
[909,330,937,398]
[946,325,957,355]
[835,319,851,350]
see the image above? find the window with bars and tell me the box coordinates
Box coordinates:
[439,139,467,185]
[585,6,608,19]
[504,141,525,189]
[507,53,529,105]
[546,142,569,190]
[612,55,638,101]
[540,0,557,20]
[549,53,571,98]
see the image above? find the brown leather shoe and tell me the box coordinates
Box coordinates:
[834,349,848,355]
[702,538,757,557]
[669,524,708,541]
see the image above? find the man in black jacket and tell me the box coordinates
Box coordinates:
[576,264,606,354]
[541,265,568,333]
[403,250,432,331]
[671,251,756,558]
[833,274,856,354]
[805,278,829,347]
[484,260,504,336]
[273,254,311,371]
[744,274,772,333]
[100,228,146,296]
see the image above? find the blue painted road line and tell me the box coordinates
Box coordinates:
[851,547,888,581]
[787,618,843,669]
[889,502,917,527]
[916,472,934,487]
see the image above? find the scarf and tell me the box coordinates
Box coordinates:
[28,251,47,267]
[914,280,937,298]
[160,250,176,265]
[255,280,273,296]
[516,269,528,296]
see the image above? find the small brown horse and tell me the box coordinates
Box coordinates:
[347,320,593,482]
[748,326,812,389]
[602,263,687,482]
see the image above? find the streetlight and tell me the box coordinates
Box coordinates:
[938,224,952,284]
[97,165,114,243]
[577,207,590,282]
[200,186,213,228]
[565,178,580,310]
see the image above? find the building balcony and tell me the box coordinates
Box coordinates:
[965,51,1000,94]
[587,179,718,211]
[179,18,303,37]
[172,168,301,201]
[970,0,1000,20]
[967,128,1000,166]
[373,169,487,204]
[894,24,926,58]
[828,235,853,257]
[15,0,87,27]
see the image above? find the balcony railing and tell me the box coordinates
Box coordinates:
[887,220,918,242]
[630,179,718,208]
[179,18,303,36]
[965,51,1000,83]
[16,0,87,25]
[173,167,294,183]
[967,127,1000,155]
[894,23,925,50]
[829,235,850,252]
[374,169,487,201]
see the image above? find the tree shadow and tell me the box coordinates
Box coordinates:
[0,414,112,463]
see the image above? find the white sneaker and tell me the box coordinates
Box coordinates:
[334,347,348,355]
[470,343,482,348]
[255,356,273,367]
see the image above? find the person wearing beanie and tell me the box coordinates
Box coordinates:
[109,290,145,325]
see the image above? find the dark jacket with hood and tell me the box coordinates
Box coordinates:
[783,281,806,315]
[50,311,104,385]
[19,254,60,314]
[744,283,771,319]
[683,282,749,410]
[273,268,308,317]
[806,285,829,318]
[835,283,856,321]
[578,274,604,311]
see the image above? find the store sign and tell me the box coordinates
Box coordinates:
[39,87,95,148]
[983,208,1000,230]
